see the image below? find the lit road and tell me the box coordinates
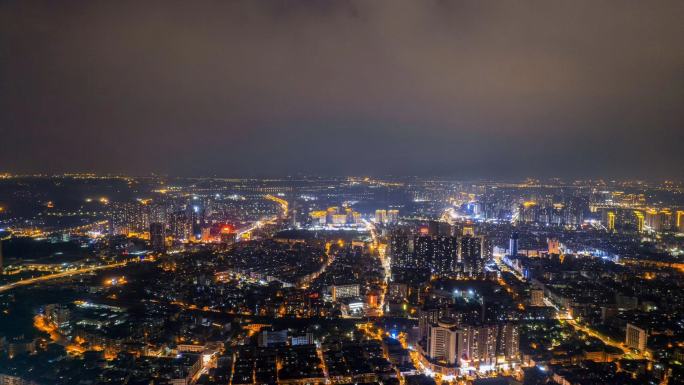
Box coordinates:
[236,219,265,238]
[0,261,132,293]
[264,194,289,217]
[363,219,389,314]
[441,207,457,224]
[564,318,626,352]
[298,246,336,289]
[235,214,279,239]
[492,252,648,361]
[235,195,287,239]
[316,346,330,382]
[538,292,646,360]
[563,318,648,360]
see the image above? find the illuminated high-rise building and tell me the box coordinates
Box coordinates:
[290,200,298,228]
[606,211,616,232]
[44,304,71,329]
[644,209,671,233]
[326,207,339,225]
[187,201,206,239]
[169,211,191,240]
[547,238,561,255]
[634,211,644,233]
[455,324,498,366]
[460,235,483,276]
[497,323,520,361]
[677,210,684,233]
[420,312,519,369]
[387,209,399,224]
[519,201,538,223]
[414,235,458,275]
[331,214,347,225]
[110,202,146,235]
[375,209,387,224]
[351,212,361,224]
[481,237,493,261]
[345,207,354,224]
[389,232,415,269]
[220,225,236,245]
[331,284,360,301]
[200,226,212,242]
[432,236,459,276]
[149,222,166,252]
[508,232,519,256]
[418,306,443,342]
[309,210,327,226]
[626,323,647,351]
[427,318,458,365]
[529,288,544,307]
[413,235,432,270]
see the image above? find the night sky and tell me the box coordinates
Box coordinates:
[1,1,683,178]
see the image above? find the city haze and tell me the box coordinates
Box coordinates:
[2,0,684,178]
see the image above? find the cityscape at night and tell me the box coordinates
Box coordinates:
[1,1,684,385]
[0,176,682,385]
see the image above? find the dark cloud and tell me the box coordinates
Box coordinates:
[1,0,683,178]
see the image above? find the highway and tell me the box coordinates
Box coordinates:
[0,261,132,293]
[235,195,287,239]
[264,194,289,216]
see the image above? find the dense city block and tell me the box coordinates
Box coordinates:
[0,176,682,384]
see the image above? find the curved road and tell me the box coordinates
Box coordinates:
[0,261,132,293]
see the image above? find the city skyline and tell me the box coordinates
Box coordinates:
[1,175,683,384]
[1,1,684,384]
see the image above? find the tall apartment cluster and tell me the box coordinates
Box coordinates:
[419,316,519,374]
[389,225,491,277]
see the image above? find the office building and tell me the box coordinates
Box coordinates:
[626,323,648,351]
[331,284,360,301]
[258,330,288,347]
[509,232,519,256]
[427,318,458,365]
